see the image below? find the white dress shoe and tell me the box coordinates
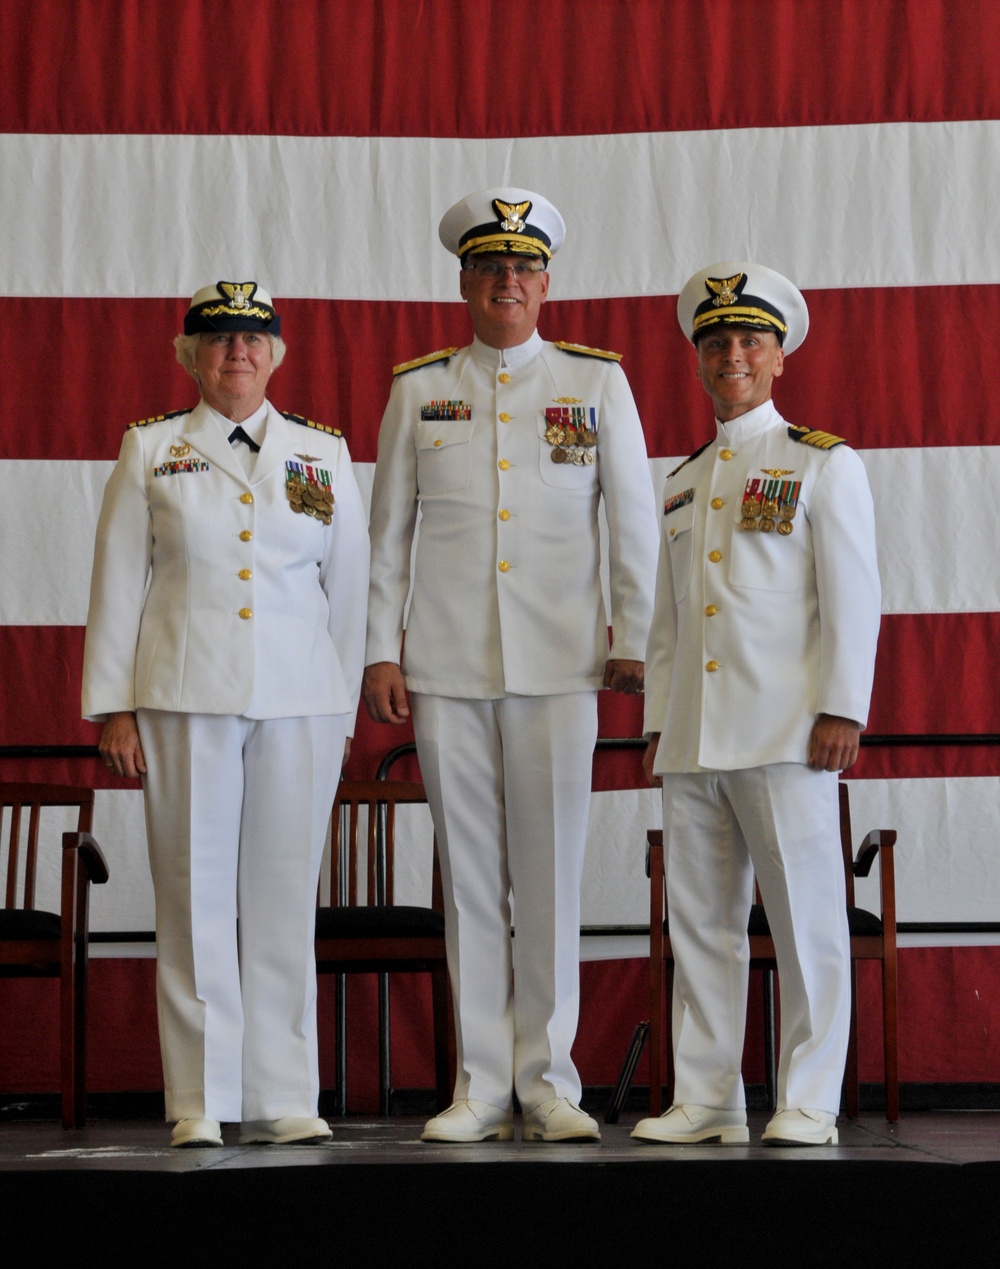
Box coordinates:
[522,1098,601,1142]
[171,1118,223,1148]
[631,1104,749,1144]
[239,1116,332,1144]
[762,1108,838,1146]
[420,1099,514,1143]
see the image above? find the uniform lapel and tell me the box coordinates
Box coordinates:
[182,399,247,484]
[251,404,291,487]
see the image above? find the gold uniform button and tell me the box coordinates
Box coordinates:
[498,459,510,471]
[239,492,254,504]
[708,549,723,563]
[499,412,510,423]
[498,372,510,384]
[719,449,733,461]
[239,608,253,620]
[705,660,719,672]
[433,439,443,447]
[239,530,253,542]
[705,604,719,617]
[711,498,725,509]
[669,527,676,537]
[498,560,511,573]
[238,569,252,581]
[498,509,511,521]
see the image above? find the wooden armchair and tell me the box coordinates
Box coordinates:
[0,783,110,1127]
[316,779,451,1115]
[647,782,898,1120]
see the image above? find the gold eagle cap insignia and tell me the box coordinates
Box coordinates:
[218,281,256,309]
[706,273,744,308]
[761,468,794,477]
[493,198,531,233]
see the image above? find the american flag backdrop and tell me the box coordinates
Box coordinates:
[1,1,999,1084]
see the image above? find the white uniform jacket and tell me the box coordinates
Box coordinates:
[82,399,369,723]
[644,399,881,772]
[366,332,658,697]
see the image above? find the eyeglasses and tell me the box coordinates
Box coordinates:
[464,259,546,278]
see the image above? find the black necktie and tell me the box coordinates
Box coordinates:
[228,425,260,453]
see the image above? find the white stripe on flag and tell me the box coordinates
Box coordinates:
[1,120,998,301]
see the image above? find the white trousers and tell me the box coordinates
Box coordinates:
[137,709,346,1122]
[661,764,850,1115]
[412,692,598,1112]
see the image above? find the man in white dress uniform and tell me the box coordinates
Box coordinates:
[632,262,881,1147]
[364,189,658,1142]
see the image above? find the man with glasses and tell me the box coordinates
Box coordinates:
[364,187,657,1142]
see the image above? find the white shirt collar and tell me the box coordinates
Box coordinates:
[470,329,544,371]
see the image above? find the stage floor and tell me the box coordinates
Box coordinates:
[4,1111,997,1262]
[2,1108,998,1171]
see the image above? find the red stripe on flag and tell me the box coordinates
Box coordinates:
[2,618,999,783]
[3,286,998,463]
[2,1,998,137]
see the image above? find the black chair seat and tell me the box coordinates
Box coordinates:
[846,905,884,937]
[0,908,62,940]
[662,903,883,939]
[316,905,445,940]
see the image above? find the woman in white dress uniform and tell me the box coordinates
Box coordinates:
[82,281,369,1147]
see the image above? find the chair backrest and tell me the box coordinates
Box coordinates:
[326,780,435,909]
[0,783,94,912]
[838,782,856,906]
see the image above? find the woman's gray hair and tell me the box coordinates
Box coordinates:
[173,331,287,378]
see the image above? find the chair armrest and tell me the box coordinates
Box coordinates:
[853,829,896,878]
[62,831,110,885]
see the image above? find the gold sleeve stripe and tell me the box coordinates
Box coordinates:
[282,410,338,436]
[393,347,460,376]
[788,426,845,449]
[554,341,623,362]
[128,408,190,429]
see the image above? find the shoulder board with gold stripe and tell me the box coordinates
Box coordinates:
[393,347,460,377]
[128,408,190,430]
[554,341,622,362]
[282,411,341,437]
[665,439,712,480]
[787,425,845,449]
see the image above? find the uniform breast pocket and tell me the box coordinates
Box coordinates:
[537,432,599,489]
[664,501,695,602]
[415,420,475,497]
[729,510,809,593]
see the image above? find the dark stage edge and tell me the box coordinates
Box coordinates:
[3,1112,997,1262]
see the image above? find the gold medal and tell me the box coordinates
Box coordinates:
[779,503,796,521]
[777,520,794,536]
[740,517,757,531]
[759,518,776,533]
[551,447,567,463]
